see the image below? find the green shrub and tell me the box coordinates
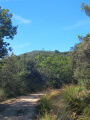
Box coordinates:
[37,95,51,115]
[78,94,90,120]
[60,85,88,115]
[69,98,86,114]
[37,85,90,120]
[39,112,57,120]
[0,88,6,101]
[61,85,82,103]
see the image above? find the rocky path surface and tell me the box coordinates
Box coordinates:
[0,93,44,120]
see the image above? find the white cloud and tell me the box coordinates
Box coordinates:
[13,14,31,24]
[13,43,30,50]
[63,20,90,30]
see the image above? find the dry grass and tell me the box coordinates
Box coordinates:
[39,112,57,120]
[37,85,90,120]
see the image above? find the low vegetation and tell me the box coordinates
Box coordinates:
[37,85,90,120]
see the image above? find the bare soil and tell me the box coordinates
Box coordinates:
[0,93,44,120]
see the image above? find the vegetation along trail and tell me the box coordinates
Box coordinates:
[0,93,44,120]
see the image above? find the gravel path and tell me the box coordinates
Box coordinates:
[0,93,44,120]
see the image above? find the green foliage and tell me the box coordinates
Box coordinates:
[81,106,90,119]
[71,34,90,88]
[0,50,73,101]
[54,50,60,54]
[61,85,82,103]
[36,53,73,88]
[70,2,90,88]
[0,56,24,97]
[0,88,6,101]
[37,95,51,115]
[39,112,57,120]
[61,85,90,117]
[81,2,90,17]
[37,85,90,120]
[0,54,45,99]
[0,6,17,58]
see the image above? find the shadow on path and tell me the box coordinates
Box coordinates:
[0,93,44,120]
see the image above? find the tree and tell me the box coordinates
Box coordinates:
[55,50,59,54]
[71,2,90,87]
[81,2,90,17]
[71,34,90,87]
[37,53,73,88]
[0,56,20,97]
[0,6,17,58]
[71,2,90,88]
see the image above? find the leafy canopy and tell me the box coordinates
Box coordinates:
[81,2,90,17]
[0,6,17,58]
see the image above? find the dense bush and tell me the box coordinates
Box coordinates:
[71,34,90,88]
[0,54,44,99]
[37,95,51,116]
[36,53,73,88]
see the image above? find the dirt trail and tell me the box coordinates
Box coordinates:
[0,93,44,120]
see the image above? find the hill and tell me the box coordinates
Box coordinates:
[20,50,72,60]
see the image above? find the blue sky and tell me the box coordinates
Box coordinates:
[0,0,90,55]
